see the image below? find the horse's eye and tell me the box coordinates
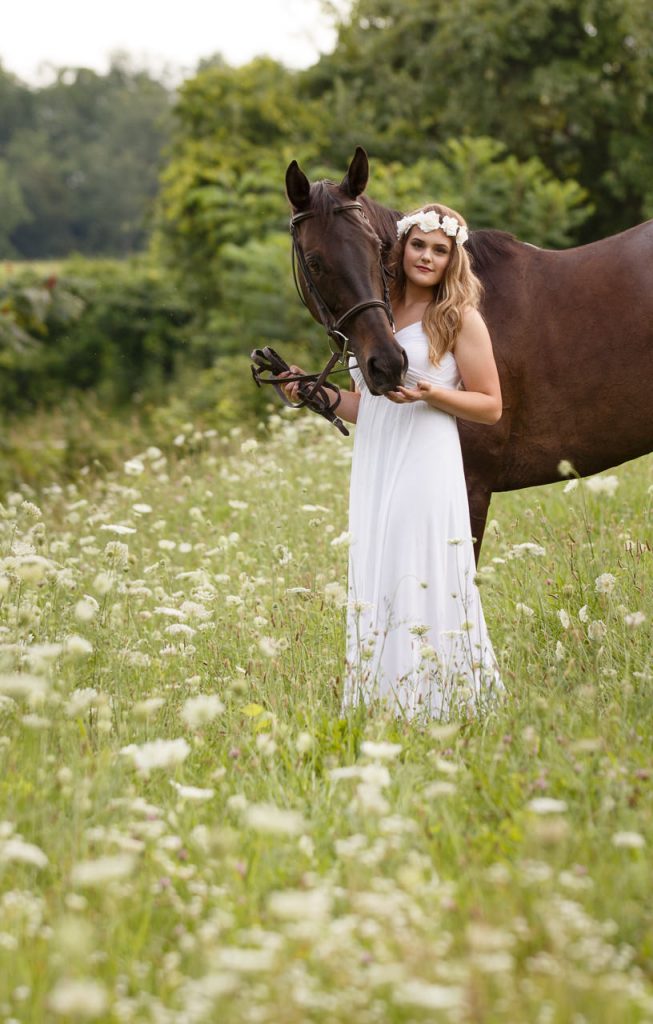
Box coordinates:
[306,255,322,274]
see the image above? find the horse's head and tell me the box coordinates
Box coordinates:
[285,147,407,395]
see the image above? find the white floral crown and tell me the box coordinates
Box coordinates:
[396,209,469,245]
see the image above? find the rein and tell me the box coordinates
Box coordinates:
[250,200,395,435]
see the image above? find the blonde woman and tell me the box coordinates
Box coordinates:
[286,204,502,718]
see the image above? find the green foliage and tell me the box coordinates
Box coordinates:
[0,159,30,256]
[309,0,653,239]
[0,416,651,1021]
[156,58,326,301]
[0,57,172,258]
[0,260,192,413]
[370,138,592,246]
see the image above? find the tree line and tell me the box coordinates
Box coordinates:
[2,0,652,427]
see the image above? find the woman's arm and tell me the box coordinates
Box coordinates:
[387,309,502,425]
[280,367,361,424]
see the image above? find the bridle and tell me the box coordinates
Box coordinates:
[289,201,395,362]
[250,200,396,436]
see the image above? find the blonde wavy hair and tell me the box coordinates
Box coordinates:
[389,203,483,365]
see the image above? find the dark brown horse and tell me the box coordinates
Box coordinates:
[286,147,653,555]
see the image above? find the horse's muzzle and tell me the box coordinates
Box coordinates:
[365,345,408,395]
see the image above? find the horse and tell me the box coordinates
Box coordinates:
[285,146,653,557]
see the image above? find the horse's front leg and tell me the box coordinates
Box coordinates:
[467,479,492,566]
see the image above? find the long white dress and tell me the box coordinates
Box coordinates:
[343,321,501,719]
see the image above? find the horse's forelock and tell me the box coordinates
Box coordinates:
[306,181,399,247]
[307,180,341,221]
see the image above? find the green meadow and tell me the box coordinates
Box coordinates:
[0,409,651,1023]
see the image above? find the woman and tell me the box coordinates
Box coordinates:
[287,204,502,718]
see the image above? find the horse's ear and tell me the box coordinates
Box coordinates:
[340,146,369,198]
[286,160,311,211]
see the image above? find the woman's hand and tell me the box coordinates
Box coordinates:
[385,381,435,404]
[278,365,305,402]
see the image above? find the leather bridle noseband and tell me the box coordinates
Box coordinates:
[250,200,396,436]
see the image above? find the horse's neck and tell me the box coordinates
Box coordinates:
[362,196,400,245]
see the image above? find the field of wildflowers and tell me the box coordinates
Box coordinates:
[0,408,651,1022]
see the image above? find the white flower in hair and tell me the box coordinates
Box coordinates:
[421,209,441,232]
[441,215,460,237]
[396,209,469,245]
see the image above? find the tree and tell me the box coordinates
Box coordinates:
[2,57,173,257]
[309,0,653,239]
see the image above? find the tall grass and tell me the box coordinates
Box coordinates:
[0,410,651,1022]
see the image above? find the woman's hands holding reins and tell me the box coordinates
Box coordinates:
[278,366,305,403]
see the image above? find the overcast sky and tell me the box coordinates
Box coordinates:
[1,0,343,84]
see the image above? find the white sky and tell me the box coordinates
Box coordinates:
[1,0,344,85]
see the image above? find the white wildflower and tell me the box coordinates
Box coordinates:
[240,439,258,454]
[165,623,197,638]
[585,474,619,496]
[624,611,646,628]
[557,459,575,477]
[612,831,645,849]
[360,740,402,761]
[244,803,306,836]
[422,780,457,798]
[181,694,225,729]
[65,688,99,717]
[133,697,165,719]
[394,980,464,1011]
[587,620,607,642]
[71,854,136,887]
[103,541,129,568]
[526,798,568,814]
[296,732,313,754]
[558,609,570,629]
[170,781,215,802]
[99,524,136,535]
[120,737,190,775]
[324,581,347,608]
[93,572,114,595]
[48,979,108,1018]
[563,479,579,493]
[123,458,145,476]
[13,555,54,583]
[268,887,331,921]
[0,837,48,869]
[515,602,535,617]
[578,604,589,622]
[256,733,277,756]
[555,640,565,662]
[74,597,99,622]
[0,674,48,706]
[62,635,93,658]
[258,636,283,657]
[510,542,546,558]
[594,572,616,595]
[330,531,352,547]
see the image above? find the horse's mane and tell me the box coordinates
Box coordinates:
[465,229,523,279]
[307,185,525,273]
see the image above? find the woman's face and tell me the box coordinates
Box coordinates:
[402,227,453,292]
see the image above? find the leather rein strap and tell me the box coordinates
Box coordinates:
[250,200,395,436]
